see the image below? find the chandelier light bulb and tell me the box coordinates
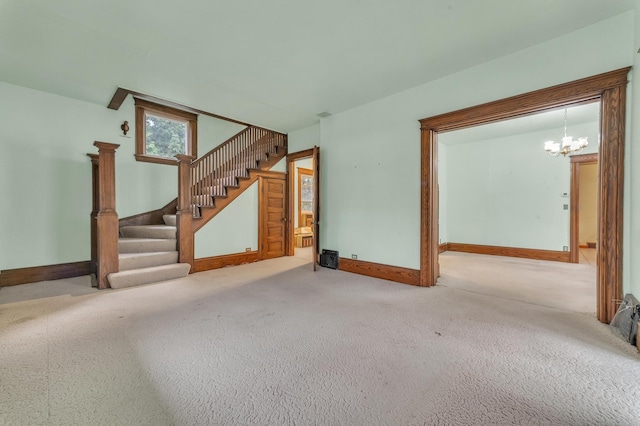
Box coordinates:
[543,109,588,157]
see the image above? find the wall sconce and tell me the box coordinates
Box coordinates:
[121,121,130,136]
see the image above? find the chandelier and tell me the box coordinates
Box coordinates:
[544,108,588,157]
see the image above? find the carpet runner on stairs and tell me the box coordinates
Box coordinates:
[108,215,190,289]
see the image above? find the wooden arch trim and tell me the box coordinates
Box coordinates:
[419,67,630,324]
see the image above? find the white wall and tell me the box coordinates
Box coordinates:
[0,82,132,270]
[438,143,448,245]
[288,123,319,153]
[0,81,247,270]
[440,122,598,250]
[629,0,640,297]
[319,12,633,270]
[194,182,258,258]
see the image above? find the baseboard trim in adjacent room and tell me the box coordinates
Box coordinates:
[338,258,420,286]
[446,243,571,263]
[193,251,260,273]
[439,243,449,253]
[0,261,93,287]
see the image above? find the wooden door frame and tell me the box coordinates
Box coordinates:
[419,67,630,324]
[258,172,287,260]
[286,149,315,256]
[570,153,599,263]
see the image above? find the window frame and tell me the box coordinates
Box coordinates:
[134,98,198,165]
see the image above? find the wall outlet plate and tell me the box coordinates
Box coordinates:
[246,247,251,252]
[351,254,358,260]
[563,246,569,252]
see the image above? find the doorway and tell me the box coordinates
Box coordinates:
[286,147,320,270]
[570,153,599,266]
[419,67,629,323]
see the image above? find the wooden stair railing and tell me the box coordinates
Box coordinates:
[176,126,287,269]
[88,141,120,289]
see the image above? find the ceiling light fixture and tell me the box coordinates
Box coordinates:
[544,108,588,157]
[316,111,332,118]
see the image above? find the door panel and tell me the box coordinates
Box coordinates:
[260,176,286,260]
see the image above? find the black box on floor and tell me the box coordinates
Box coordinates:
[320,249,339,269]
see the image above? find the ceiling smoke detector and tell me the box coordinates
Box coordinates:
[316,111,332,118]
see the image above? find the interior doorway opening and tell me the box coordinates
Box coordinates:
[286,148,320,270]
[419,68,629,323]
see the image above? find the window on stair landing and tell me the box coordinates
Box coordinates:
[134,98,198,165]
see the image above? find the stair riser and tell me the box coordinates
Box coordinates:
[119,239,177,253]
[119,252,179,271]
[108,263,191,289]
[120,226,176,239]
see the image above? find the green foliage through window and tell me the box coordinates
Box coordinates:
[145,113,187,158]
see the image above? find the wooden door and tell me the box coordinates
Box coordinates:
[259,175,286,260]
[312,146,320,271]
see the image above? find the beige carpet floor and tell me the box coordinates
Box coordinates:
[1,252,639,425]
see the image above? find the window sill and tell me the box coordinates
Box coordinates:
[134,154,179,166]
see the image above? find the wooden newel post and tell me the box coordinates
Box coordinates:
[87,153,99,282]
[94,141,120,289]
[176,154,196,271]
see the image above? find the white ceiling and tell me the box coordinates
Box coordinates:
[0,0,633,132]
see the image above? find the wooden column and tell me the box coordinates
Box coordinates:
[87,153,99,284]
[94,142,120,290]
[598,86,626,323]
[420,127,438,287]
[176,154,196,270]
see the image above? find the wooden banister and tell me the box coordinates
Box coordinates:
[176,154,196,270]
[174,126,287,272]
[93,142,120,289]
[187,127,287,212]
[87,153,99,282]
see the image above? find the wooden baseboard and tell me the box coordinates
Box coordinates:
[194,251,260,273]
[446,242,571,263]
[0,261,93,287]
[439,243,449,253]
[338,258,420,286]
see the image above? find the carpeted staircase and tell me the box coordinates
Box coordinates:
[108,214,190,289]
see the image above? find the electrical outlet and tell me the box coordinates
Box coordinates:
[563,246,569,252]
[563,204,569,210]
[246,247,251,252]
[351,254,358,260]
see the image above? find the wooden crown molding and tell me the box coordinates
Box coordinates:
[108,87,274,130]
[420,67,630,132]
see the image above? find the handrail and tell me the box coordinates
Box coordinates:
[188,126,287,213]
[175,126,286,270]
